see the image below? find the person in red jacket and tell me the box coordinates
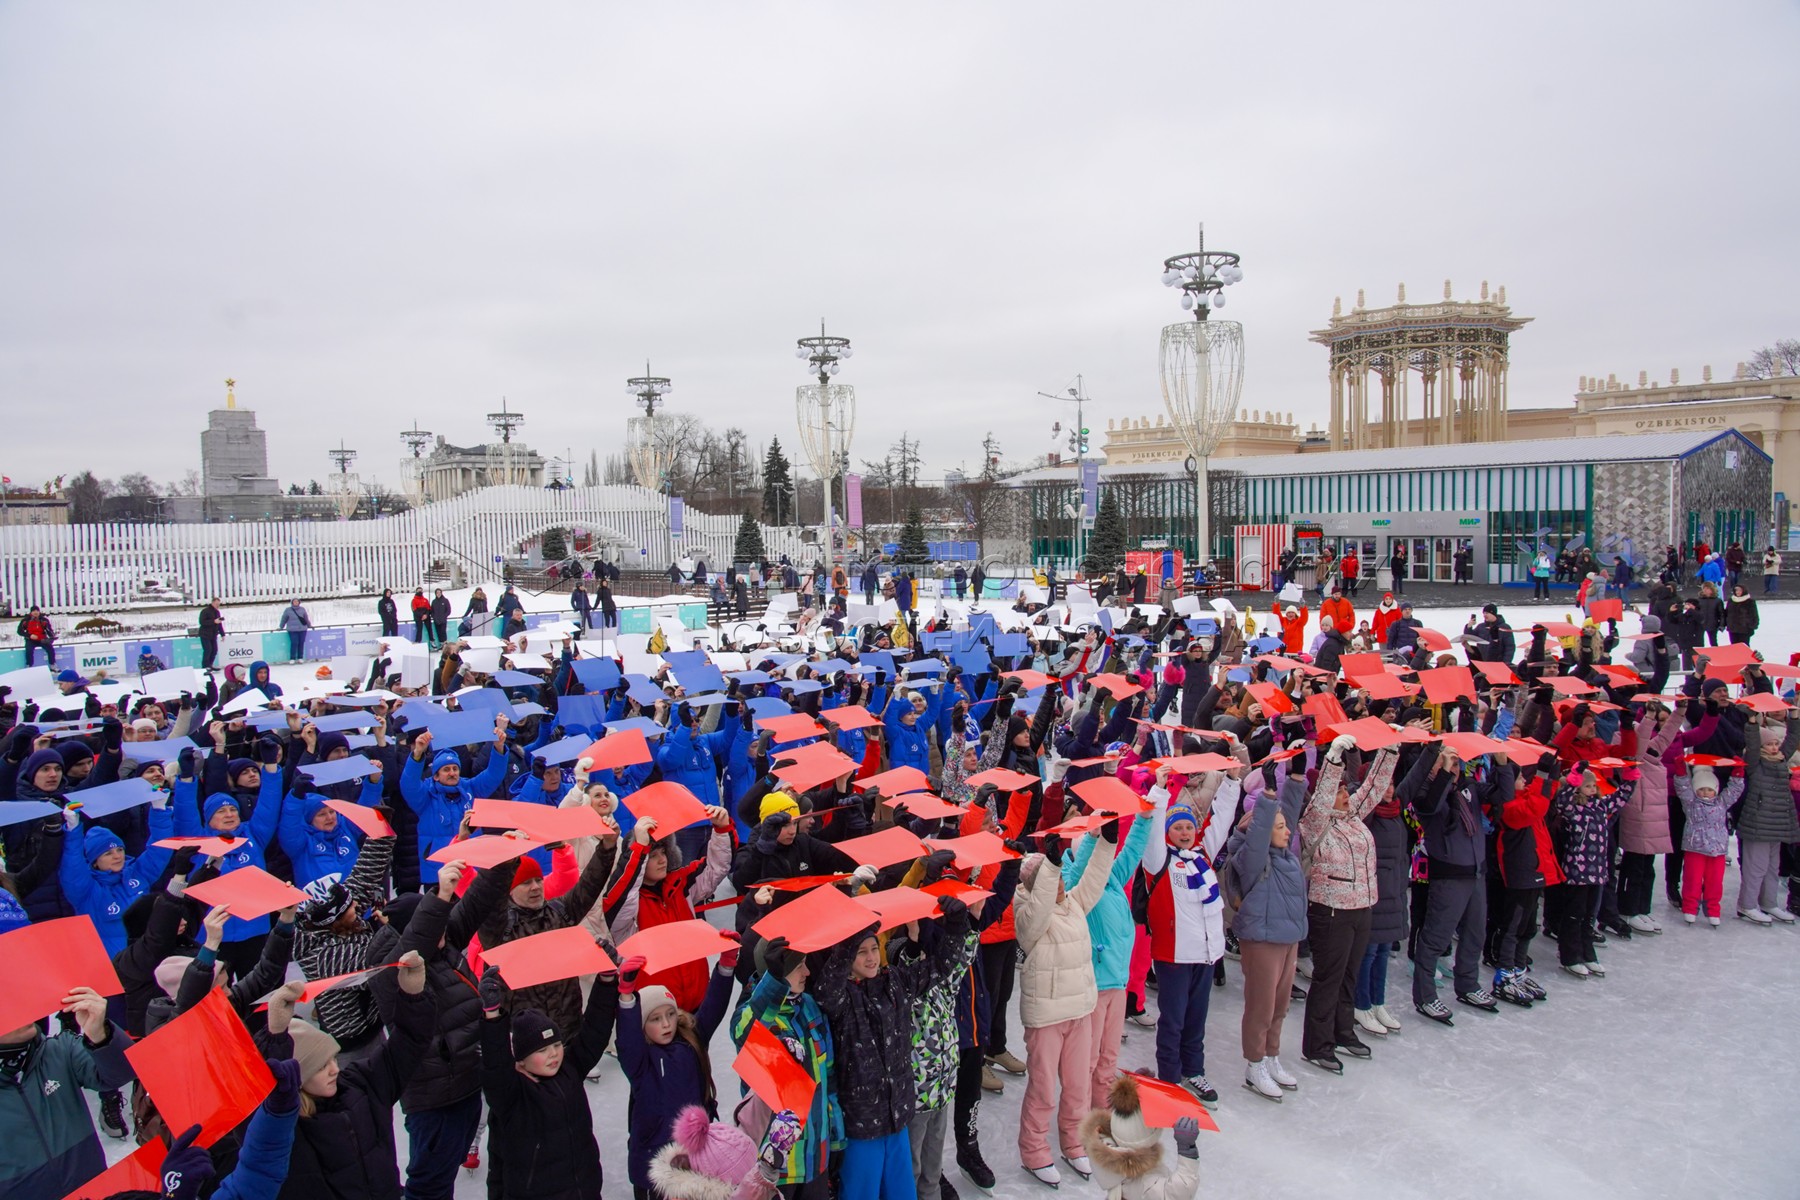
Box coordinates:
[1493,749,1565,1007]
[602,805,736,1012]
[1551,704,1637,772]
[1277,605,1308,655]
[1370,595,1401,646]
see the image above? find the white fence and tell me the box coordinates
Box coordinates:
[0,485,810,612]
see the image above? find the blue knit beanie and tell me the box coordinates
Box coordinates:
[430,750,461,778]
[203,793,241,824]
[57,741,94,769]
[84,826,124,864]
[314,732,351,761]
[226,758,257,785]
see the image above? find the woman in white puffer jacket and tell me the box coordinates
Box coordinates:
[1013,828,1117,1188]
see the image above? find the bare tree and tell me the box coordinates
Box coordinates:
[1746,339,1800,379]
[116,472,159,498]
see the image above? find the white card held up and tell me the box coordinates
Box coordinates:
[140,667,204,700]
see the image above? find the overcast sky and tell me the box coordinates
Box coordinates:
[3,2,1796,492]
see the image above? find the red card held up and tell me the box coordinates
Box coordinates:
[1351,672,1418,701]
[1037,812,1114,841]
[427,834,545,870]
[483,925,618,990]
[819,705,882,732]
[763,874,852,892]
[922,831,1021,870]
[126,988,274,1146]
[623,781,712,833]
[63,1139,167,1199]
[1418,666,1477,705]
[1737,692,1792,713]
[153,835,247,857]
[1684,753,1743,767]
[921,878,994,906]
[1303,693,1348,728]
[1001,669,1060,690]
[1154,752,1236,774]
[854,884,943,932]
[1696,642,1757,668]
[1122,1071,1220,1132]
[182,866,308,922]
[770,742,859,793]
[856,766,933,796]
[583,728,652,772]
[963,767,1039,792]
[0,915,123,1035]
[616,919,737,976]
[1244,682,1293,714]
[1326,717,1405,752]
[1546,675,1600,696]
[1439,732,1508,760]
[756,713,826,742]
[734,1020,817,1129]
[472,798,607,843]
[1588,598,1624,621]
[1471,660,1522,686]
[258,964,399,1008]
[1086,672,1145,699]
[1070,775,1152,815]
[321,800,395,838]
[879,792,965,819]
[753,880,875,952]
[1338,652,1385,677]
[835,825,928,869]
[1417,628,1452,652]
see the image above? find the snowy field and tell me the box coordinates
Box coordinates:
[85,596,1800,1199]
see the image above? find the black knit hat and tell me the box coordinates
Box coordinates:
[511,1009,562,1061]
[755,936,806,981]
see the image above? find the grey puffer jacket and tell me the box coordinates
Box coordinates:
[1225,776,1307,944]
[1364,807,1410,944]
[1735,716,1800,843]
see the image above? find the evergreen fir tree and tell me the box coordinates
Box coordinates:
[734,511,767,563]
[762,439,793,525]
[540,527,568,561]
[897,505,931,565]
[1083,487,1127,576]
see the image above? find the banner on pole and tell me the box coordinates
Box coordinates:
[844,474,864,529]
[669,496,684,538]
[1079,460,1100,530]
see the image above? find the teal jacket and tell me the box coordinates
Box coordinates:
[1061,810,1153,991]
[0,1024,135,1200]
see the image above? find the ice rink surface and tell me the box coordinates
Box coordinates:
[89,595,1800,1198]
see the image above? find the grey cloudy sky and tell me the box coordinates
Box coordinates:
[3,2,1796,491]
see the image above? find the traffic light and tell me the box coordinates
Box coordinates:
[1078,427,1090,454]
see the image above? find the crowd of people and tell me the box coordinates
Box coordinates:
[3,555,1797,1200]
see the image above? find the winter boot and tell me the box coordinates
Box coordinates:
[941,1178,961,1200]
[958,1110,996,1193]
[99,1089,127,1140]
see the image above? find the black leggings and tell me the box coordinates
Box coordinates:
[954,1046,984,1149]
[978,940,1018,1058]
[1618,851,1657,918]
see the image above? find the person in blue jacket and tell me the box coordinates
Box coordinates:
[181,734,286,976]
[398,720,510,885]
[58,798,175,958]
[882,683,942,777]
[653,701,736,860]
[246,659,283,701]
[277,780,377,889]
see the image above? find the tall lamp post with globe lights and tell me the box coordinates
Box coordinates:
[794,325,855,573]
[627,365,675,565]
[1159,226,1246,569]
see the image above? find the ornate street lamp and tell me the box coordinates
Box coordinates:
[627,364,675,562]
[1159,225,1246,566]
[794,324,855,571]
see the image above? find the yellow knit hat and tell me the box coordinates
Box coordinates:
[758,792,801,822]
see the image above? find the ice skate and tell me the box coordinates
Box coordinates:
[1625,914,1662,935]
[1770,907,1796,924]
[1415,999,1454,1026]
[1024,1163,1062,1189]
[1182,1075,1219,1108]
[1563,962,1591,978]
[1061,1155,1092,1180]
[1263,1056,1299,1090]
[1371,1004,1403,1030]
[1456,988,1499,1013]
[1738,908,1774,925]
[1242,1059,1282,1101]
[957,1140,995,1193]
[987,1050,1026,1075]
[1354,1008,1389,1036]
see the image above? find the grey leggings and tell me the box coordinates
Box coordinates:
[1738,838,1785,912]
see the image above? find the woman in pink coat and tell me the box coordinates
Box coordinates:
[1616,699,1683,934]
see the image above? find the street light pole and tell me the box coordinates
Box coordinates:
[1039,376,1095,573]
[628,364,674,567]
[795,325,855,575]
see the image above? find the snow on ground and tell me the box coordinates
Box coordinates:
[87,597,1800,1199]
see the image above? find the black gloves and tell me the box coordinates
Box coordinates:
[921,848,956,885]
[1099,816,1120,845]
[678,702,695,728]
[101,717,122,751]
[756,812,791,853]
[936,895,968,921]
[178,746,199,778]
[530,756,548,781]
[972,782,999,811]
[257,734,282,766]
[479,965,508,1013]
[159,1124,216,1200]
[741,706,755,731]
